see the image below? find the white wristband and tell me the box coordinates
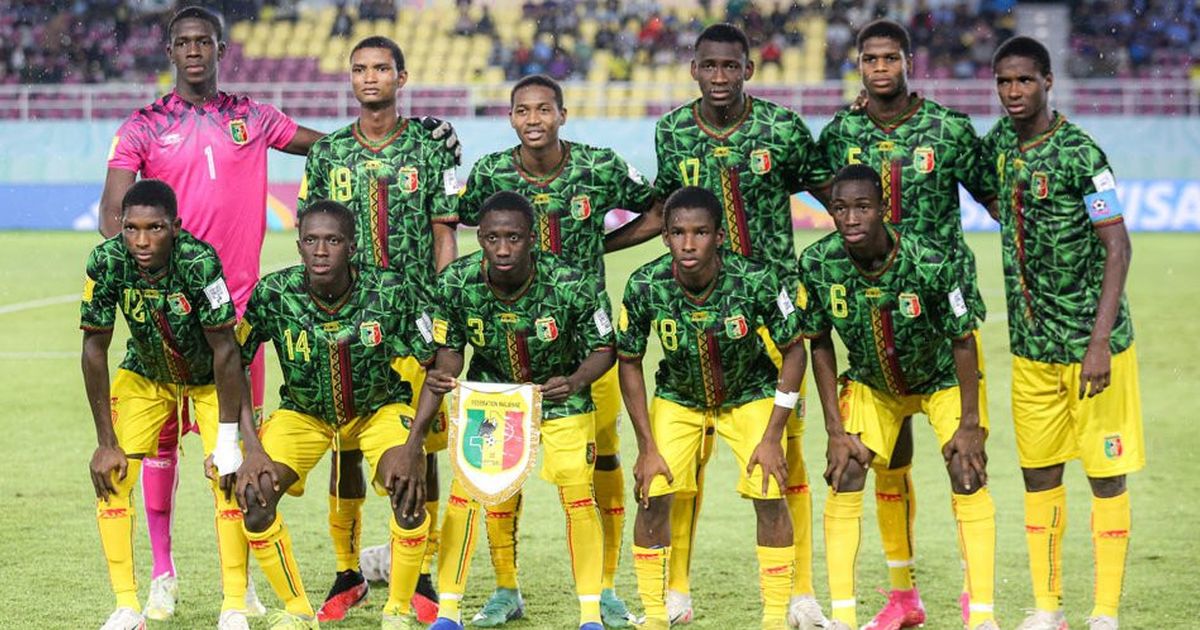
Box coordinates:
[774,389,800,409]
[212,422,243,476]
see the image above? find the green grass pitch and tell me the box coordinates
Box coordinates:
[0,230,1195,629]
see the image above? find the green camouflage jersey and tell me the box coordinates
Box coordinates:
[817,96,995,320]
[81,230,236,386]
[456,141,655,287]
[654,96,831,273]
[431,251,615,420]
[617,252,803,410]
[236,264,435,426]
[798,228,976,395]
[982,113,1134,364]
[298,119,459,288]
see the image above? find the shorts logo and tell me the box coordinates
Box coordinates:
[359,321,383,346]
[898,292,922,318]
[750,148,772,175]
[401,416,412,429]
[1032,171,1050,199]
[167,292,192,316]
[229,119,249,145]
[433,411,447,433]
[570,194,592,220]
[914,146,935,173]
[535,317,559,342]
[1104,434,1124,459]
[586,442,596,464]
[724,315,749,339]
[399,167,419,193]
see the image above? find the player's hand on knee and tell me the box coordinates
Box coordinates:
[236,448,279,510]
[415,116,463,165]
[425,369,457,395]
[824,433,869,492]
[748,438,788,497]
[1079,341,1112,399]
[89,445,128,502]
[383,444,426,519]
[942,423,988,491]
[633,448,673,508]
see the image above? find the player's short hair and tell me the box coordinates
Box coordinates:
[168,6,223,42]
[121,179,178,220]
[298,200,356,240]
[695,23,750,57]
[831,164,884,202]
[664,186,723,229]
[351,36,405,72]
[856,19,912,56]
[478,191,535,231]
[511,74,564,110]
[992,36,1052,76]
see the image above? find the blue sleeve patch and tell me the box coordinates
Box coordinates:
[1084,189,1123,224]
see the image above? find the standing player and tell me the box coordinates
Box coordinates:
[986,37,1143,630]
[401,192,614,630]
[617,187,806,630]
[652,22,831,628]
[97,6,320,618]
[452,73,660,628]
[296,35,460,624]
[82,180,254,630]
[800,165,997,630]
[233,200,438,630]
[814,19,997,628]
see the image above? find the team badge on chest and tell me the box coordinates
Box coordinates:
[898,292,922,318]
[167,293,192,316]
[535,317,559,342]
[229,119,249,145]
[398,167,419,193]
[750,148,772,175]
[359,321,383,346]
[1032,171,1050,199]
[570,194,592,220]
[724,314,749,339]
[913,147,935,173]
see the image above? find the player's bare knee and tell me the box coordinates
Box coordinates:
[752,498,792,545]
[330,449,366,498]
[1088,474,1126,498]
[595,453,620,471]
[242,489,276,532]
[1022,464,1065,492]
[391,498,427,530]
[837,458,869,492]
[635,494,672,545]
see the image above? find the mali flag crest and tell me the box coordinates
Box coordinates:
[448,382,542,505]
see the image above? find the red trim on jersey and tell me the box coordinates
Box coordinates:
[1012,183,1036,319]
[727,168,754,255]
[547,213,562,254]
[513,333,533,383]
[351,118,409,154]
[513,141,571,188]
[374,179,390,268]
[671,259,722,306]
[867,95,924,134]
[704,329,727,407]
[483,258,537,304]
[878,309,910,396]
[335,335,357,422]
[888,159,903,223]
[849,226,902,280]
[691,97,754,141]
[1019,114,1066,153]
[151,309,192,383]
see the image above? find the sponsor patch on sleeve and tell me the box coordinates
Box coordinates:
[1092,169,1117,192]
[777,287,796,317]
[432,318,449,345]
[203,279,231,309]
[1084,189,1124,224]
[416,312,434,344]
[82,277,96,302]
[948,287,968,317]
[594,308,613,336]
[107,136,120,161]
[618,305,629,332]
[234,319,252,345]
[443,169,461,196]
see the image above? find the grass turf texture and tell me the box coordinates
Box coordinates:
[0,230,1195,629]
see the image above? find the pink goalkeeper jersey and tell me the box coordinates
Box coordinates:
[108,90,299,311]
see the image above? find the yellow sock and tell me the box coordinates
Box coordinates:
[785,439,815,596]
[436,480,480,623]
[1025,486,1067,612]
[97,458,142,611]
[757,545,794,622]
[421,499,440,575]
[593,466,626,590]
[560,483,603,625]
[384,515,431,616]
[245,514,313,616]
[484,491,522,590]
[875,466,917,591]
[824,489,863,627]
[953,489,996,626]
[211,477,249,611]
[1091,491,1131,619]
[328,495,364,573]
[633,545,670,622]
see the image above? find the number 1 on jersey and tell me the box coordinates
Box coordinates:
[204,145,216,180]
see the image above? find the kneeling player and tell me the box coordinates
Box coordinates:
[397,192,615,630]
[801,165,997,630]
[617,187,805,630]
[233,201,437,630]
[82,180,254,630]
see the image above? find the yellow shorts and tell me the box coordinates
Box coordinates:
[110,368,223,457]
[838,377,990,468]
[1011,344,1144,476]
[538,412,597,487]
[259,402,416,497]
[392,356,448,452]
[591,364,622,456]
[649,397,787,500]
[758,326,807,436]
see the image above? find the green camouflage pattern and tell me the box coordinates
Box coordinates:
[817,97,994,320]
[798,228,976,395]
[618,252,803,409]
[81,230,236,385]
[982,113,1134,363]
[237,264,435,426]
[432,251,614,419]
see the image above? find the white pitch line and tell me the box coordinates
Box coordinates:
[0,351,76,359]
[0,293,78,315]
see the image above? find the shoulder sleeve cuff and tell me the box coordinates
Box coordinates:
[617,351,645,362]
[81,324,115,333]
